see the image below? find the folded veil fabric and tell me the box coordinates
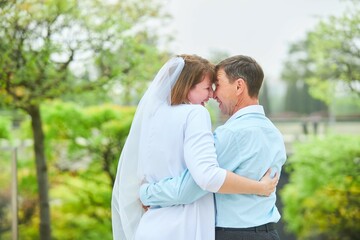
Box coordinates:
[111,57,185,240]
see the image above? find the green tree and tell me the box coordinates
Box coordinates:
[281,43,328,115]
[281,0,360,109]
[0,0,167,239]
[305,3,360,102]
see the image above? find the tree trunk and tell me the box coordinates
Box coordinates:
[28,105,51,240]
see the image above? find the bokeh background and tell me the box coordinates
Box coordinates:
[1,0,359,239]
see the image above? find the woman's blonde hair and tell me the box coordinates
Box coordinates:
[171,54,215,105]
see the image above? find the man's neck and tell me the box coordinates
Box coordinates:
[232,97,259,115]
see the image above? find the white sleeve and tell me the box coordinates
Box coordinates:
[183,106,226,192]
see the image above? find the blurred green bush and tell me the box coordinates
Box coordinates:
[281,135,360,240]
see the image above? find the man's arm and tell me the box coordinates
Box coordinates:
[139,168,277,207]
[139,169,208,207]
[139,110,279,208]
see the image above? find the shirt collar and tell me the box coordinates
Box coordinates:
[225,105,265,124]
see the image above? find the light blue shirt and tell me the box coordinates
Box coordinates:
[140,105,287,228]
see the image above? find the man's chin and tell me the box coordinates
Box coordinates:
[218,105,227,115]
[218,103,223,110]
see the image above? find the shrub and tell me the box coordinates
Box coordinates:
[281,135,360,240]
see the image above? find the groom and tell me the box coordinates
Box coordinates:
[140,55,286,240]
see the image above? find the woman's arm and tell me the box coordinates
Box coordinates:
[182,107,278,195]
[218,169,277,194]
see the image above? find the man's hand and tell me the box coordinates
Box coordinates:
[259,169,278,197]
[140,178,150,211]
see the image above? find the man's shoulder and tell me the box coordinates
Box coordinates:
[216,115,280,136]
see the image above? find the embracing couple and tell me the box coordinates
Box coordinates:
[112,54,287,240]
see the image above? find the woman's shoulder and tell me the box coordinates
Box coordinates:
[173,104,209,116]
[174,105,211,127]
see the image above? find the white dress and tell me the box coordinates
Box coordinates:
[134,103,226,240]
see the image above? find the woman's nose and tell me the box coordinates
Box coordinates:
[209,89,214,98]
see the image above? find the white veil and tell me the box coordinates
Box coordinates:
[111,57,185,240]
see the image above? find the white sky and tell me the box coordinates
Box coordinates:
[163,0,349,83]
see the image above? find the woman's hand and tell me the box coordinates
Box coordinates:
[259,169,278,197]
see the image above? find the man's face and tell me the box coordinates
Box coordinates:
[213,69,238,116]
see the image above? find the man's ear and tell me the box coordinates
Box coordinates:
[236,78,245,94]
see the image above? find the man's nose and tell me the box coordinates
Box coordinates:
[212,89,217,99]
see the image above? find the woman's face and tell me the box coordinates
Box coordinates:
[187,73,214,106]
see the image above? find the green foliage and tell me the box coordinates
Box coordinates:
[0,0,168,109]
[281,135,360,239]
[281,1,360,110]
[0,0,168,238]
[305,9,360,101]
[0,102,135,239]
[41,101,87,140]
[281,41,329,115]
[44,102,135,239]
[95,35,169,105]
[50,170,112,240]
[0,116,11,139]
[41,101,135,183]
[205,100,221,128]
[284,80,328,115]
